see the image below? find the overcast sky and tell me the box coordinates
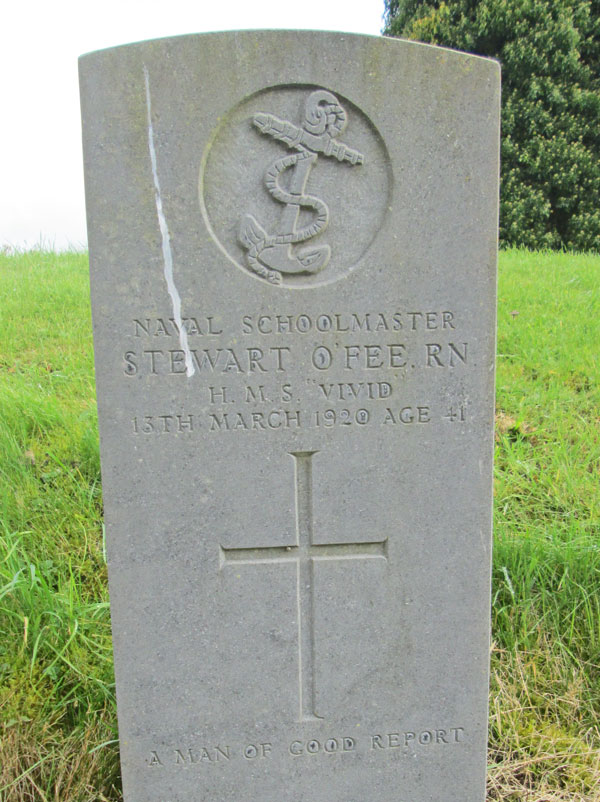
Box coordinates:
[1,1,384,250]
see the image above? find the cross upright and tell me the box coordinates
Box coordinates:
[219,450,388,722]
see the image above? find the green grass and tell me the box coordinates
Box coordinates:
[0,251,118,801]
[0,248,599,800]
[490,250,600,800]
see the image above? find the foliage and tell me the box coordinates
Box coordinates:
[383,0,600,251]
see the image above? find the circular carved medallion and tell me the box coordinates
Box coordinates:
[200,85,391,288]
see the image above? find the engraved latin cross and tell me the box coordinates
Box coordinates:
[219,451,388,722]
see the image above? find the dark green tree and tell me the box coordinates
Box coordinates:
[384,0,600,251]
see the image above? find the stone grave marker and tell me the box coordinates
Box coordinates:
[80,30,500,802]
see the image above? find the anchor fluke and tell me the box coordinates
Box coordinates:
[238,213,266,248]
[297,245,331,273]
[238,214,282,284]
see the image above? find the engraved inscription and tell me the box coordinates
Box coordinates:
[124,307,472,436]
[219,451,388,722]
[121,342,469,375]
[240,310,455,334]
[130,403,467,434]
[146,724,467,769]
[289,736,356,755]
[173,746,230,763]
[239,90,364,284]
[370,727,464,749]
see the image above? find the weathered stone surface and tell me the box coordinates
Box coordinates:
[80,30,500,802]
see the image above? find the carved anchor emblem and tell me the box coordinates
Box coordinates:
[239,90,364,284]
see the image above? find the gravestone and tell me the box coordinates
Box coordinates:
[80,30,500,802]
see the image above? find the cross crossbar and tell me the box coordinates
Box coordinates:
[219,450,388,721]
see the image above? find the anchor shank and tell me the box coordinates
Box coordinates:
[278,153,315,237]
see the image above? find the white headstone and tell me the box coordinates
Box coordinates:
[80,30,500,802]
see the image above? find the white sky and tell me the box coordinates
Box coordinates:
[1,1,385,251]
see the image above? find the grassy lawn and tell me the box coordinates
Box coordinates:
[490,250,600,800]
[0,249,599,800]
